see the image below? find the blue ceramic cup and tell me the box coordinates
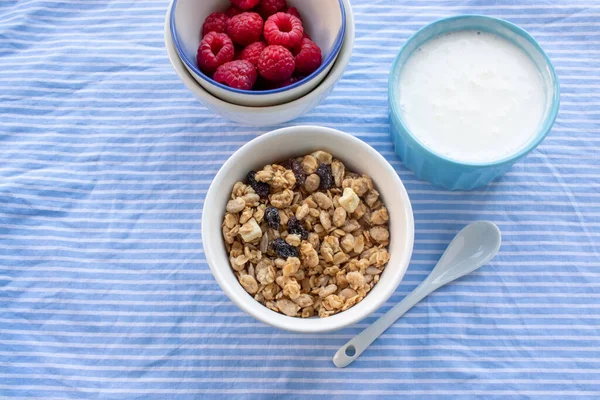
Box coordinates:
[389,15,560,190]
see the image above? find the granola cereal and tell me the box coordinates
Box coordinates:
[222,151,391,318]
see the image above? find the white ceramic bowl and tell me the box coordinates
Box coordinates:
[171,0,345,107]
[164,0,355,126]
[202,126,415,333]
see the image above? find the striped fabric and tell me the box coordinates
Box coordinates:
[1,0,599,398]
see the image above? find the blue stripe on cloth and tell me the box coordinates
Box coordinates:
[1,0,600,398]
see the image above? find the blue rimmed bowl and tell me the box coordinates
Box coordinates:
[171,0,345,107]
[389,15,560,191]
[165,0,355,126]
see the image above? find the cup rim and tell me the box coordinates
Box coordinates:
[170,0,346,97]
[388,14,561,168]
[201,125,415,333]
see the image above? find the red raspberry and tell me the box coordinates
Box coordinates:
[256,0,287,19]
[240,41,267,67]
[275,75,300,88]
[225,6,242,18]
[201,12,229,37]
[213,60,258,90]
[293,37,322,76]
[285,7,302,22]
[266,75,304,89]
[229,0,259,11]
[226,12,264,46]
[258,45,295,82]
[264,12,303,49]
[196,32,235,74]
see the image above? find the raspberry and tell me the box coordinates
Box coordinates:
[264,12,303,49]
[282,75,303,86]
[225,6,242,18]
[213,60,258,90]
[256,0,287,19]
[201,12,229,37]
[196,32,235,74]
[226,12,264,46]
[293,37,322,75]
[229,0,259,11]
[258,45,295,82]
[285,7,302,22]
[240,41,267,67]
[262,75,303,89]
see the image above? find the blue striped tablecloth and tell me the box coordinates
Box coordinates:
[1,0,599,398]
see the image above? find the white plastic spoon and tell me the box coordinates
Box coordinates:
[333,221,501,368]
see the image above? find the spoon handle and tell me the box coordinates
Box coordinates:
[332,279,435,368]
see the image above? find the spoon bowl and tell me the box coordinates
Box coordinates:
[428,221,501,288]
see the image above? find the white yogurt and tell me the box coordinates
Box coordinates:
[398,30,546,164]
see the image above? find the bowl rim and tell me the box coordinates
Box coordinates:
[388,14,561,168]
[201,125,415,333]
[170,0,346,97]
[164,0,355,113]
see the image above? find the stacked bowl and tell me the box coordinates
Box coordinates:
[165,0,355,126]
